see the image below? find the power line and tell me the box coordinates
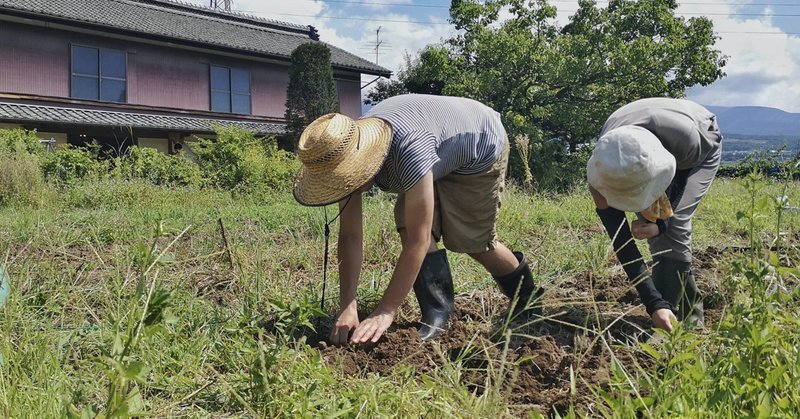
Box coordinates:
[267,0,800,8]
[718,30,800,34]
[267,12,449,24]
[251,10,800,24]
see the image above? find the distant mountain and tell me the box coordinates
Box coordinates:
[706,105,800,138]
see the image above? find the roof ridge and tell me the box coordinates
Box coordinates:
[124,0,315,36]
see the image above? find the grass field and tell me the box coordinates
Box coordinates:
[0,175,798,418]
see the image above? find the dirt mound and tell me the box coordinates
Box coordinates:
[280,247,730,416]
[306,291,658,416]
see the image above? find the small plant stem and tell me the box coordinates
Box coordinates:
[218,217,235,269]
[208,365,260,418]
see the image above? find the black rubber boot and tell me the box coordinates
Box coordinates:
[413,249,455,341]
[652,256,704,328]
[493,252,544,322]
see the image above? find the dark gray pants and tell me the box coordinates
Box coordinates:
[644,146,722,262]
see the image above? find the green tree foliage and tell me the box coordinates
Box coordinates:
[368,0,726,190]
[284,42,340,148]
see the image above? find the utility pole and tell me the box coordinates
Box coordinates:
[358,26,388,65]
[374,26,383,65]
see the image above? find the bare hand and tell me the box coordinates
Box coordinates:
[329,305,359,346]
[631,220,659,240]
[350,309,395,345]
[651,308,677,332]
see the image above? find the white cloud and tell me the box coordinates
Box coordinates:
[679,1,800,112]
[188,1,453,87]
[189,0,800,112]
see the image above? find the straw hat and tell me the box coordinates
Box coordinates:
[587,125,676,213]
[293,113,392,206]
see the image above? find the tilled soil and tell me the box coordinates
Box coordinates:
[295,247,731,417]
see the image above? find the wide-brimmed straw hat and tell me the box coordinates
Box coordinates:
[587,125,676,213]
[293,113,392,206]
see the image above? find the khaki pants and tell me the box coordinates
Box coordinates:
[395,137,510,254]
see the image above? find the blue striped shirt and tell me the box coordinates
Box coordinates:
[363,94,506,193]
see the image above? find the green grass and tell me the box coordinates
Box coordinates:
[0,176,798,417]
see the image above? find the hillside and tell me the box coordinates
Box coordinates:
[706,105,800,138]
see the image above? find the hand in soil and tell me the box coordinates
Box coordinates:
[330,306,360,346]
[350,309,395,345]
[631,220,659,240]
[651,308,677,332]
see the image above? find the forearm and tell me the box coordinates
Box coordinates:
[377,238,429,313]
[595,207,670,314]
[337,235,362,311]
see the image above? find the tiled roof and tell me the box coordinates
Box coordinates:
[0,0,390,76]
[0,101,286,135]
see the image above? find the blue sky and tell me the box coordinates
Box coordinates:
[189,0,800,113]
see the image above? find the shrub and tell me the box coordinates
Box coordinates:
[42,146,106,185]
[193,126,299,194]
[116,146,202,187]
[509,134,591,193]
[0,128,45,156]
[718,147,800,180]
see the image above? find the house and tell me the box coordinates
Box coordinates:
[0,0,390,154]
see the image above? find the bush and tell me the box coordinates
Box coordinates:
[718,148,800,180]
[509,134,591,193]
[193,126,299,194]
[42,146,107,185]
[0,128,45,156]
[116,146,202,187]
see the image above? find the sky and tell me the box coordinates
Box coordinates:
[188,0,800,113]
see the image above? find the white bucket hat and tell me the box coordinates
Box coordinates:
[587,125,676,213]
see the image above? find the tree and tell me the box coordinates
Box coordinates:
[284,42,339,148]
[366,0,726,190]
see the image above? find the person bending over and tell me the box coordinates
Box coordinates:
[588,97,723,331]
[293,94,545,345]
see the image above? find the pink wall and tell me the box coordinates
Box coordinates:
[0,21,363,119]
[337,79,362,118]
[0,22,70,97]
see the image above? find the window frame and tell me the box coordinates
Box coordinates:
[209,64,252,115]
[70,44,127,103]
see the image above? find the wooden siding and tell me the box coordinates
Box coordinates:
[337,79,362,118]
[0,22,69,97]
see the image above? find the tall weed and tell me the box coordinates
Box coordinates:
[0,153,46,207]
[115,146,202,187]
[0,129,47,207]
[596,169,800,417]
[68,222,182,417]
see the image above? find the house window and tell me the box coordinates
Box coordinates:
[71,45,127,102]
[210,65,251,114]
